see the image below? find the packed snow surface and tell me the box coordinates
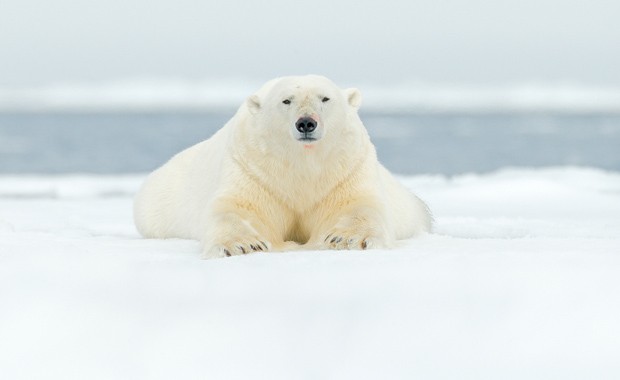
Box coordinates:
[1,167,619,379]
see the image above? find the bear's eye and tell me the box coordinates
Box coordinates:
[282,99,291,105]
[322,97,330,103]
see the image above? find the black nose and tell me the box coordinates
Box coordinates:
[295,117,317,133]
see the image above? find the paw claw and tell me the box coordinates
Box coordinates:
[207,239,271,259]
[322,229,384,251]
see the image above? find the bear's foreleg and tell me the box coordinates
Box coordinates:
[312,198,394,251]
[202,212,272,258]
[201,197,276,259]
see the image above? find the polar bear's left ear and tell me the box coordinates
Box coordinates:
[246,95,261,115]
[344,88,362,109]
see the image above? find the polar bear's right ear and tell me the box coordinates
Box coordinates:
[246,95,261,115]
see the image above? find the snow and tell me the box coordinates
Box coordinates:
[2,80,620,112]
[1,167,620,379]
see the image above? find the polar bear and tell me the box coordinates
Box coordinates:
[134,75,431,258]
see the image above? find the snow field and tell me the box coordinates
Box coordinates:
[1,167,619,379]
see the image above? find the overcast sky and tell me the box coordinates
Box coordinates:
[1,0,619,87]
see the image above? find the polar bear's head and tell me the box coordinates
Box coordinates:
[245,75,362,147]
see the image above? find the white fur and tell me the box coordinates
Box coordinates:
[134,75,432,258]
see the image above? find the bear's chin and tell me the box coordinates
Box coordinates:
[296,137,320,150]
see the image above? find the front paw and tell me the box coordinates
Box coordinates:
[322,230,385,250]
[204,239,271,259]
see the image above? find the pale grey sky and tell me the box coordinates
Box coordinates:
[1,0,619,87]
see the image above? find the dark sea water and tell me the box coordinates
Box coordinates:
[1,111,619,175]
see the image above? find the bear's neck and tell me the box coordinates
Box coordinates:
[233,138,373,212]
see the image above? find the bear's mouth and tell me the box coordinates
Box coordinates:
[298,137,317,142]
